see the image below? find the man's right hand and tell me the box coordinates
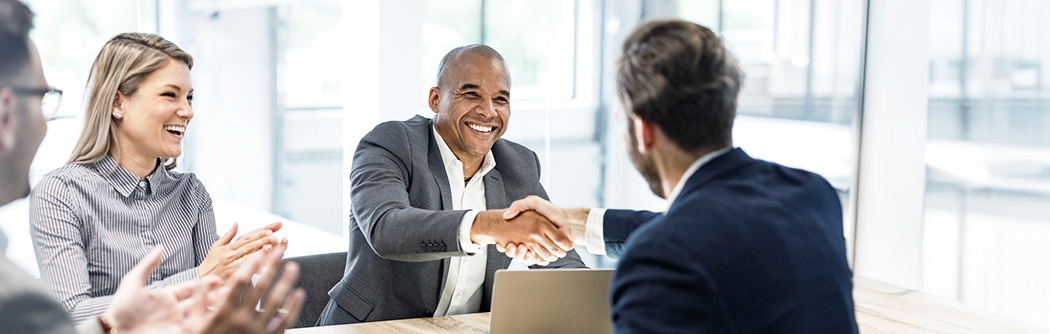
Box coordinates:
[497,196,591,265]
[469,209,574,263]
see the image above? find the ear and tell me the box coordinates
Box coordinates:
[632,116,655,154]
[111,91,125,116]
[0,88,17,153]
[428,87,441,114]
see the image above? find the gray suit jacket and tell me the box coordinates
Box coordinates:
[0,252,78,334]
[318,116,585,325]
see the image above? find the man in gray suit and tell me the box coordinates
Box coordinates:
[317,45,586,325]
[0,0,304,332]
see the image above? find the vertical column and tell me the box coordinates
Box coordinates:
[851,0,931,289]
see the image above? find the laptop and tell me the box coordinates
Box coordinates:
[488,268,615,334]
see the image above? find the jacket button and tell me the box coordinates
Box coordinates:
[423,309,433,316]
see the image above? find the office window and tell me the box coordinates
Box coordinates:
[651,0,865,252]
[274,0,344,235]
[923,0,1050,328]
[579,0,866,268]
[674,0,864,191]
[423,0,579,101]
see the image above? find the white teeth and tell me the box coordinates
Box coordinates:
[467,123,493,133]
[164,125,185,134]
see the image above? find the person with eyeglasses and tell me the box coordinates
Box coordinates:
[27,31,289,323]
[8,86,61,115]
[0,0,304,333]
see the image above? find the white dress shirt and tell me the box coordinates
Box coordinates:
[583,148,731,255]
[432,126,496,316]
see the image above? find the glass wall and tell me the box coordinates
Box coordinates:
[674,0,865,192]
[273,1,344,235]
[923,0,1050,328]
[613,0,865,246]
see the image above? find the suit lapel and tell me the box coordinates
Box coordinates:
[483,168,508,209]
[425,122,455,293]
[427,128,454,210]
[483,168,513,278]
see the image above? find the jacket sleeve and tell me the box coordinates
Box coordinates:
[0,292,78,334]
[602,209,662,258]
[350,123,470,262]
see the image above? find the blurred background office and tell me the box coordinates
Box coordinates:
[0,0,1045,330]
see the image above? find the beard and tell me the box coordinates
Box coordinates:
[626,122,665,199]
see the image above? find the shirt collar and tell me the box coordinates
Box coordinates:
[666,147,732,207]
[432,125,496,180]
[90,155,173,197]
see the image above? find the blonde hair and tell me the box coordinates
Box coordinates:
[68,32,193,170]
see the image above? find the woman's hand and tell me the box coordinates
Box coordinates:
[186,239,305,334]
[198,222,283,280]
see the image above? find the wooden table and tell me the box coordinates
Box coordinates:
[289,313,490,334]
[291,277,1046,333]
[851,277,1045,333]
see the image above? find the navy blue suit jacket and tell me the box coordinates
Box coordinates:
[603,148,857,333]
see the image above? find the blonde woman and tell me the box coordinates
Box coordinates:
[29,33,282,323]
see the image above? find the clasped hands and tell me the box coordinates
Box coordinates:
[470,195,588,266]
[199,222,284,280]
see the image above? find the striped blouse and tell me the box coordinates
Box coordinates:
[29,156,218,323]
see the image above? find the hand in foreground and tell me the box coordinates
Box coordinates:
[105,245,221,334]
[186,238,305,334]
[199,222,283,279]
[497,196,590,265]
[470,209,574,263]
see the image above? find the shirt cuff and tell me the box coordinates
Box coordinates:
[459,210,482,255]
[585,208,607,256]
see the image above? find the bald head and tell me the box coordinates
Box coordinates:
[435,44,511,91]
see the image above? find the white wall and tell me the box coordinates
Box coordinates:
[164,6,277,213]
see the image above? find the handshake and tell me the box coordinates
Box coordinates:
[469,196,590,266]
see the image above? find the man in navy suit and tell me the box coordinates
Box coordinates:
[501,19,858,333]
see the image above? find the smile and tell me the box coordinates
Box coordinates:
[466,122,494,133]
[165,125,186,137]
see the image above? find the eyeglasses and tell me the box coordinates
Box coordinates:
[10,86,64,121]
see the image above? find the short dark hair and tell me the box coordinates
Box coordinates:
[617,19,743,152]
[0,0,34,85]
[435,44,509,90]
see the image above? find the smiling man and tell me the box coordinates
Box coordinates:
[317,45,585,325]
